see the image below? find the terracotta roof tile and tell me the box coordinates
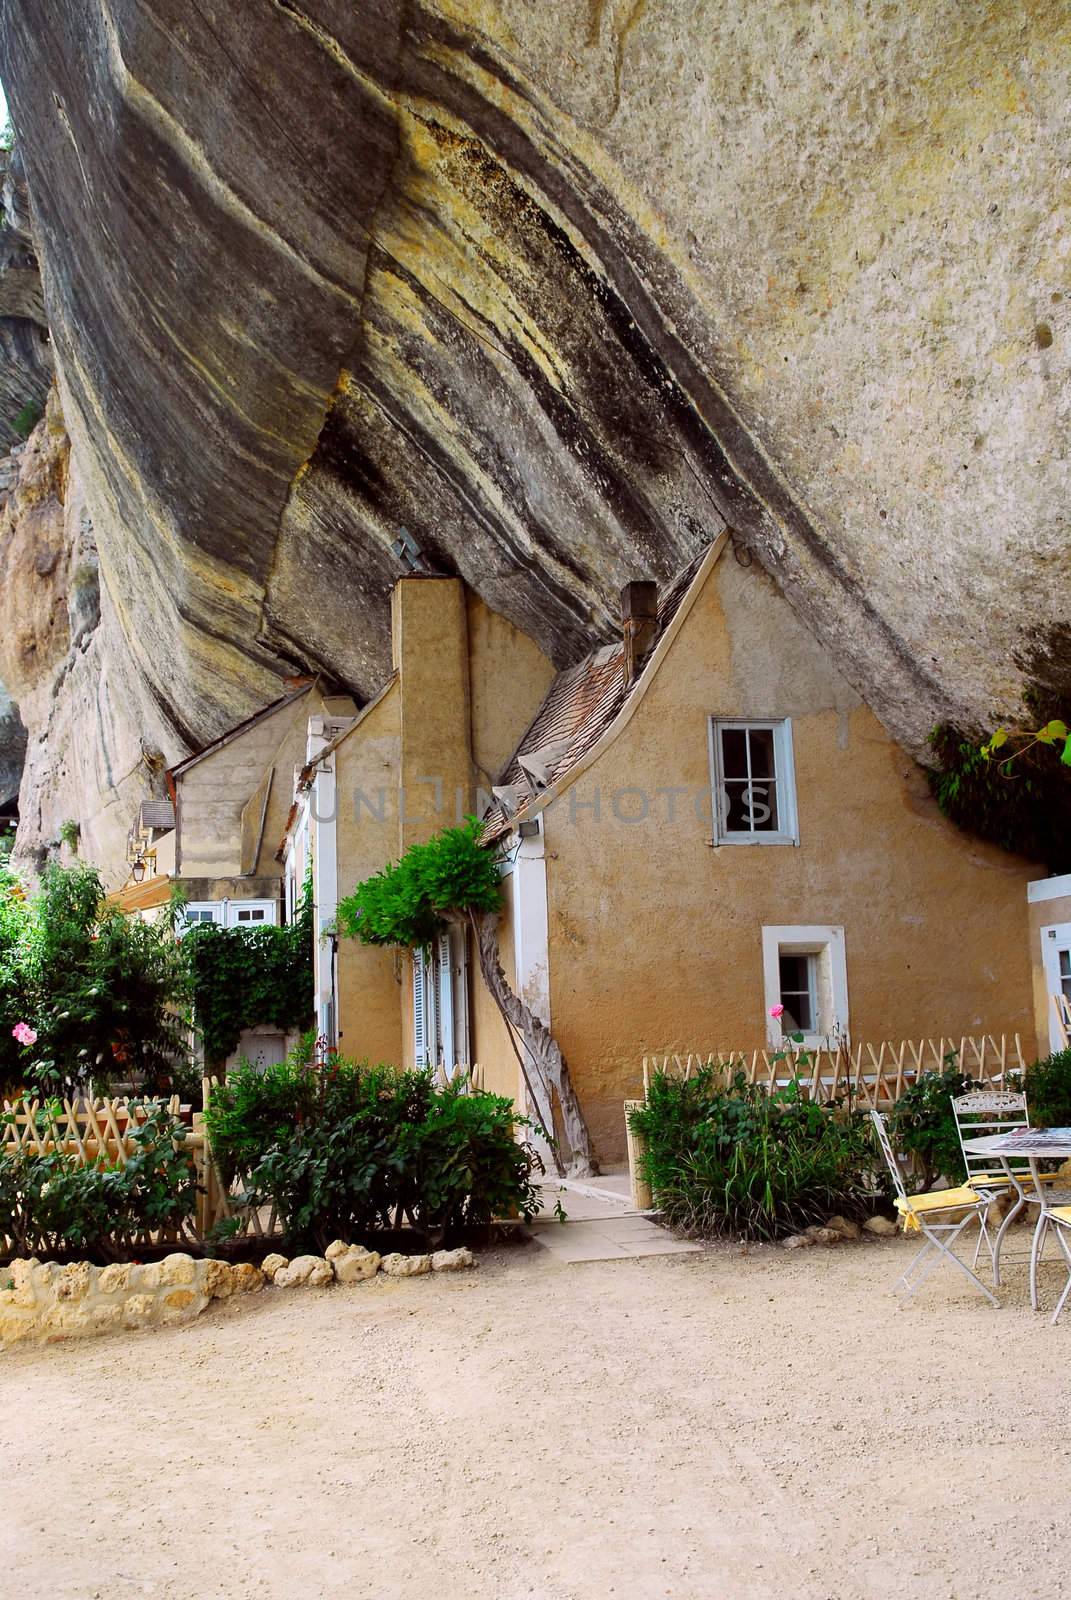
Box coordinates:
[482,546,710,840]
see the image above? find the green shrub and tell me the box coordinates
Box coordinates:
[1021,1048,1071,1128]
[0,1100,198,1258]
[205,1051,541,1250]
[628,1068,882,1241]
[200,1040,318,1184]
[12,399,43,440]
[887,1061,980,1190]
[0,861,192,1099]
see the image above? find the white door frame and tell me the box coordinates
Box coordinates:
[1041,921,1071,1053]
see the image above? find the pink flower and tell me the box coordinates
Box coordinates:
[768,1004,785,1020]
[12,1022,37,1047]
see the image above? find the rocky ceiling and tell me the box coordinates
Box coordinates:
[0,0,1067,873]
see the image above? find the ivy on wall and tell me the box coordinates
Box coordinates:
[184,885,314,1067]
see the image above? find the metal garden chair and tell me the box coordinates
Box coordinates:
[869,1109,999,1307]
[952,1090,1071,1292]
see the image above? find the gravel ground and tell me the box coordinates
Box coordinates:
[1,1233,1068,1600]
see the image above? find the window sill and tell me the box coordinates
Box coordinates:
[711,833,799,847]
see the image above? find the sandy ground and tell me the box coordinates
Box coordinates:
[1,1233,1069,1600]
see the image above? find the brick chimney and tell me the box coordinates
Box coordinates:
[621,580,658,684]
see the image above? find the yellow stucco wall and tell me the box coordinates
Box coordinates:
[470,871,524,1101]
[467,592,558,788]
[333,683,405,1066]
[537,553,1039,1165]
[387,579,555,1072]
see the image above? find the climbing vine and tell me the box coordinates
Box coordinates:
[928,717,1071,870]
[183,880,314,1067]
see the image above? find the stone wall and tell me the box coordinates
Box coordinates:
[0,1252,265,1346]
[0,1244,476,1347]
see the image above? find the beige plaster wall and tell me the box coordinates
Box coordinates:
[1027,888,1071,1060]
[540,554,1039,1166]
[333,684,404,1067]
[176,692,316,879]
[467,593,557,788]
[393,578,474,855]
[471,871,524,1102]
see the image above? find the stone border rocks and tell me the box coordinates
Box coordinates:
[1,1243,478,1347]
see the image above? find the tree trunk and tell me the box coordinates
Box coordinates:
[465,909,597,1178]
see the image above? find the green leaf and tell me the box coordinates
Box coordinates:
[1062,735,1071,768]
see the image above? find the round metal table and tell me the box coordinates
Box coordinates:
[962,1128,1071,1310]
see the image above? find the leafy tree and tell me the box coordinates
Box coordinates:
[1,861,191,1098]
[337,817,595,1177]
[0,865,33,1091]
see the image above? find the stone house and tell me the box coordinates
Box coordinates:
[277,577,556,1065]
[279,534,1041,1171]
[113,681,357,1067]
[475,532,1040,1165]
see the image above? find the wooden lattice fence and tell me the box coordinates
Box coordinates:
[1,1061,491,1257]
[641,1033,1027,1108]
[0,1093,206,1257]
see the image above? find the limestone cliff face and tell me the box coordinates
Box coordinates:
[0,391,176,876]
[0,1,1067,878]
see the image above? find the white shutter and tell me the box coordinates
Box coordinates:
[413,947,428,1067]
[437,932,454,1075]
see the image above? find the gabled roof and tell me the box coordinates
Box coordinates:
[482,537,725,841]
[169,685,315,780]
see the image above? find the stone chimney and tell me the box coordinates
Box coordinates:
[621,580,658,684]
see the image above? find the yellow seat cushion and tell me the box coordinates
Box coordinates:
[1050,1206,1071,1224]
[896,1185,981,1216]
[895,1185,984,1234]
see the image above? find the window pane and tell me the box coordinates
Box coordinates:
[723,780,751,830]
[779,954,809,992]
[748,726,776,780]
[779,953,815,1032]
[721,727,748,779]
[1060,950,1070,977]
[747,780,778,832]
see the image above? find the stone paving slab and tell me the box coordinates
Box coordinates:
[527,1215,703,1263]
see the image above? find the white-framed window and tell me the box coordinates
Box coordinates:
[178,900,278,934]
[180,902,224,933]
[708,718,799,845]
[228,901,276,927]
[762,925,849,1048]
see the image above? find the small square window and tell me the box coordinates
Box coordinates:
[762,925,849,1047]
[709,719,798,844]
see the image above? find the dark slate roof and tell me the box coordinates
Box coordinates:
[482,546,711,841]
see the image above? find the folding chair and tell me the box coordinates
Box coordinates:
[869,1110,999,1307]
[953,1091,1034,1285]
[953,1090,1071,1293]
